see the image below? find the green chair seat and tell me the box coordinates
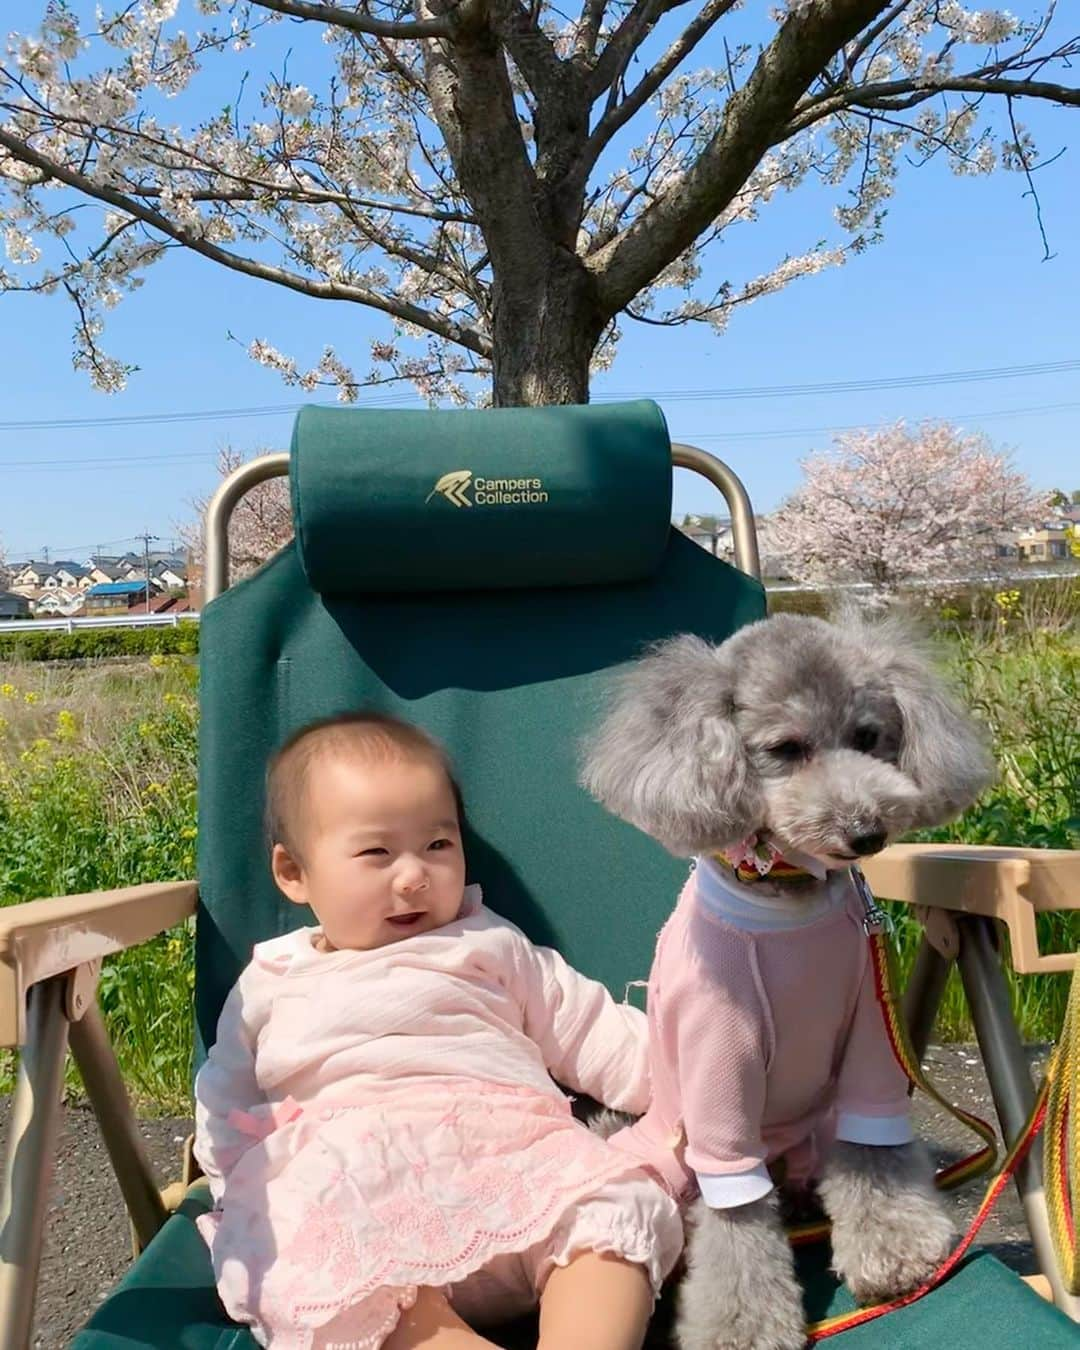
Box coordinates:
[74,1183,1080,1348]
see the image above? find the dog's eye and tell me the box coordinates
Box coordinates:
[769,740,808,762]
[852,726,879,754]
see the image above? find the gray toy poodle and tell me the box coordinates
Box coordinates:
[583,611,993,1350]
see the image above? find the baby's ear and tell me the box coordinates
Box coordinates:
[581,634,760,856]
[861,616,994,826]
[271,843,309,906]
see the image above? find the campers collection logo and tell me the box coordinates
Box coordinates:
[425,469,549,509]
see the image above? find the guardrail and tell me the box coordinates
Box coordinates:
[0,613,201,634]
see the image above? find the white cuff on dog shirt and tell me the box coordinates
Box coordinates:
[696,1164,774,1209]
[835,1111,914,1146]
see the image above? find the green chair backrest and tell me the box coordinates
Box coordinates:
[195,400,765,1064]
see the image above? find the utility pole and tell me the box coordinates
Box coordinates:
[138,530,159,613]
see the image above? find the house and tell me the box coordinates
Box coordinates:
[30,588,85,617]
[678,516,735,558]
[147,592,195,615]
[84,580,154,615]
[10,559,92,596]
[87,562,128,587]
[0,590,31,619]
[10,560,53,593]
[52,561,92,590]
[153,560,187,590]
[1016,524,1070,562]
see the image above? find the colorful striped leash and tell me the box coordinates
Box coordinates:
[1044,946,1079,1296]
[854,870,1000,1192]
[805,1079,1049,1339]
[801,868,1052,1339]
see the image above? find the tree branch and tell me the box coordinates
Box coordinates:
[574,0,740,184]
[785,74,1080,137]
[588,0,686,100]
[420,3,548,282]
[500,1,566,99]
[1006,95,1055,261]
[249,0,453,41]
[842,0,909,77]
[0,127,493,357]
[588,0,895,315]
[0,94,479,223]
[573,0,610,66]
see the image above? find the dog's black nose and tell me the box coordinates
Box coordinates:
[850,831,887,856]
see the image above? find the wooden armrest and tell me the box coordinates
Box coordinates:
[0,881,198,1046]
[862,844,1078,975]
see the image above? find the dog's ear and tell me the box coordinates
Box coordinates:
[863,617,994,827]
[581,634,760,856]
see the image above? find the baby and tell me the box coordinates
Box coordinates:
[194,711,682,1350]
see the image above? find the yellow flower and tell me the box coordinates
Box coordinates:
[0,683,16,699]
[181,826,198,840]
[23,691,39,705]
[54,710,78,742]
[138,721,153,738]
[149,653,166,669]
[993,589,1021,616]
[147,782,167,795]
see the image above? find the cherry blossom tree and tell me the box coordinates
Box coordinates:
[181,447,292,579]
[1,2,1077,406]
[767,421,1048,590]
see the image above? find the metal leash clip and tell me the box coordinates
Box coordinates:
[853,866,892,936]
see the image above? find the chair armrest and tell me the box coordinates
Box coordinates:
[0,881,198,1046]
[862,844,1078,975]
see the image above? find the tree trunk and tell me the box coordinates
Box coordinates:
[490,248,605,406]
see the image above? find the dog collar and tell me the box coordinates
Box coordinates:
[711,834,828,885]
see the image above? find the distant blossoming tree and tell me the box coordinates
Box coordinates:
[183,448,292,580]
[768,421,1048,590]
[0,2,1077,406]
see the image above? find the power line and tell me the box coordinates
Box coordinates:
[5,533,180,563]
[681,399,1080,443]
[3,395,1078,473]
[622,358,1080,404]
[0,358,1077,432]
[3,450,218,470]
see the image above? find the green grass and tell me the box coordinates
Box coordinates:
[0,610,1077,1110]
[0,656,196,1112]
[889,620,1080,1042]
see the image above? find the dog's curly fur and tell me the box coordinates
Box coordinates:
[582,611,994,1350]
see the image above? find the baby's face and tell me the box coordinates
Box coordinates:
[272,754,466,951]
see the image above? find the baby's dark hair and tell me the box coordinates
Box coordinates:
[266,711,465,859]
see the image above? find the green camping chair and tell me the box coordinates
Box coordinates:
[0,400,1077,1348]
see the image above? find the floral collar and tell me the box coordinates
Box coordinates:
[711,834,829,885]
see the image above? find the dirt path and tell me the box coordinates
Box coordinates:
[2,1043,1051,1348]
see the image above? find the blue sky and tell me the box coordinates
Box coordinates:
[1,5,1076,563]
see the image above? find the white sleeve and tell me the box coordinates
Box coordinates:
[193,970,267,1203]
[515,936,651,1115]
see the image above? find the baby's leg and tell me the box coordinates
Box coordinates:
[311,1288,501,1350]
[538,1252,653,1350]
[382,1288,504,1349]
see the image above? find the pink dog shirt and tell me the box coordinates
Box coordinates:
[612,857,912,1207]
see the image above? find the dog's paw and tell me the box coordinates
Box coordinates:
[585,1107,635,1140]
[834,1192,954,1305]
[675,1198,807,1350]
[821,1141,954,1305]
